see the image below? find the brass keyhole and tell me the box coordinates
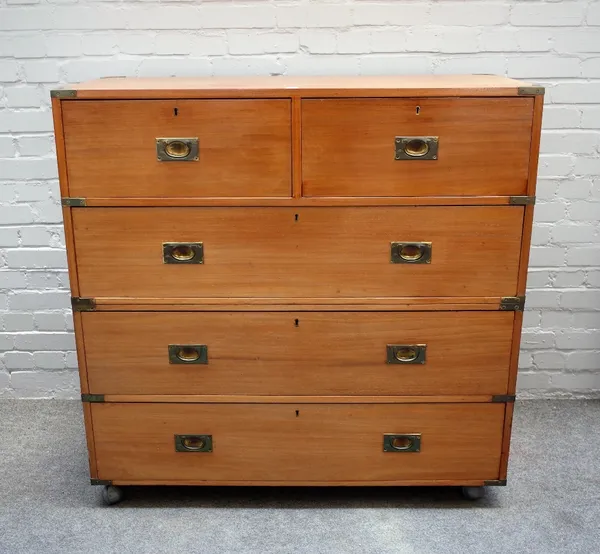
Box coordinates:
[394,347,418,362]
[177,347,200,362]
[170,245,196,262]
[404,139,429,157]
[399,244,424,262]
[165,140,191,159]
[390,437,413,450]
[182,436,205,450]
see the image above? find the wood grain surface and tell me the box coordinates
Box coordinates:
[302,98,534,197]
[90,297,501,311]
[499,402,514,481]
[52,76,543,489]
[99,395,497,404]
[62,99,291,198]
[109,479,492,487]
[51,97,70,197]
[75,196,523,207]
[92,402,504,482]
[292,96,302,199]
[82,403,98,479]
[72,206,524,298]
[61,208,80,297]
[65,75,535,99]
[82,311,514,396]
[527,95,545,196]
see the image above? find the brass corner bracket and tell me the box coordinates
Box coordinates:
[81,394,105,403]
[62,197,87,207]
[509,196,536,206]
[71,297,96,312]
[517,86,545,96]
[51,89,77,99]
[500,296,526,312]
[90,479,112,486]
[484,479,507,487]
[491,395,516,403]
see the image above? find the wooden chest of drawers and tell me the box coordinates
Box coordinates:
[51,75,542,504]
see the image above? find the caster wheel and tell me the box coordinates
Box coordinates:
[102,485,125,505]
[461,486,485,500]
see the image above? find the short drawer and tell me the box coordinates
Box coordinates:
[302,98,534,197]
[72,206,523,298]
[82,311,514,396]
[92,403,505,482]
[62,100,291,198]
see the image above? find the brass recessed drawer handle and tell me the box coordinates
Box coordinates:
[390,242,432,264]
[168,344,208,364]
[175,435,213,452]
[383,434,421,453]
[386,344,426,365]
[156,138,199,161]
[395,136,438,160]
[163,242,204,264]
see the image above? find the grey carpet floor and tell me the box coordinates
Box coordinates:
[0,400,599,554]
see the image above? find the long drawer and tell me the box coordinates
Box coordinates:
[82,311,514,396]
[62,99,292,198]
[92,403,505,482]
[72,206,523,298]
[302,98,533,197]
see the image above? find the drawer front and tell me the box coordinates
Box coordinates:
[302,98,533,197]
[62,100,291,198]
[92,403,504,482]
[83,311,513,396]
[73,207,523,298]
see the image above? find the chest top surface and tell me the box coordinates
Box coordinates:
[52,74,541,99]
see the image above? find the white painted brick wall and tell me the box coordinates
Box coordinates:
[0,0,599,398]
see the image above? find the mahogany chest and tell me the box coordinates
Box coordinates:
[51,75,542,504]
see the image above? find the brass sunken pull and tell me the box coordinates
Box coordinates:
[163,242,204,264]
[387,344,426,365]
[156,138,199,162]
[175,435,213,452]
[390,242,432,264]
[168,344,208,364]
[395,136,438,160]
[383,434,421,453]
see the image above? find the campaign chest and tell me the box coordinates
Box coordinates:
[51,75,542,504]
